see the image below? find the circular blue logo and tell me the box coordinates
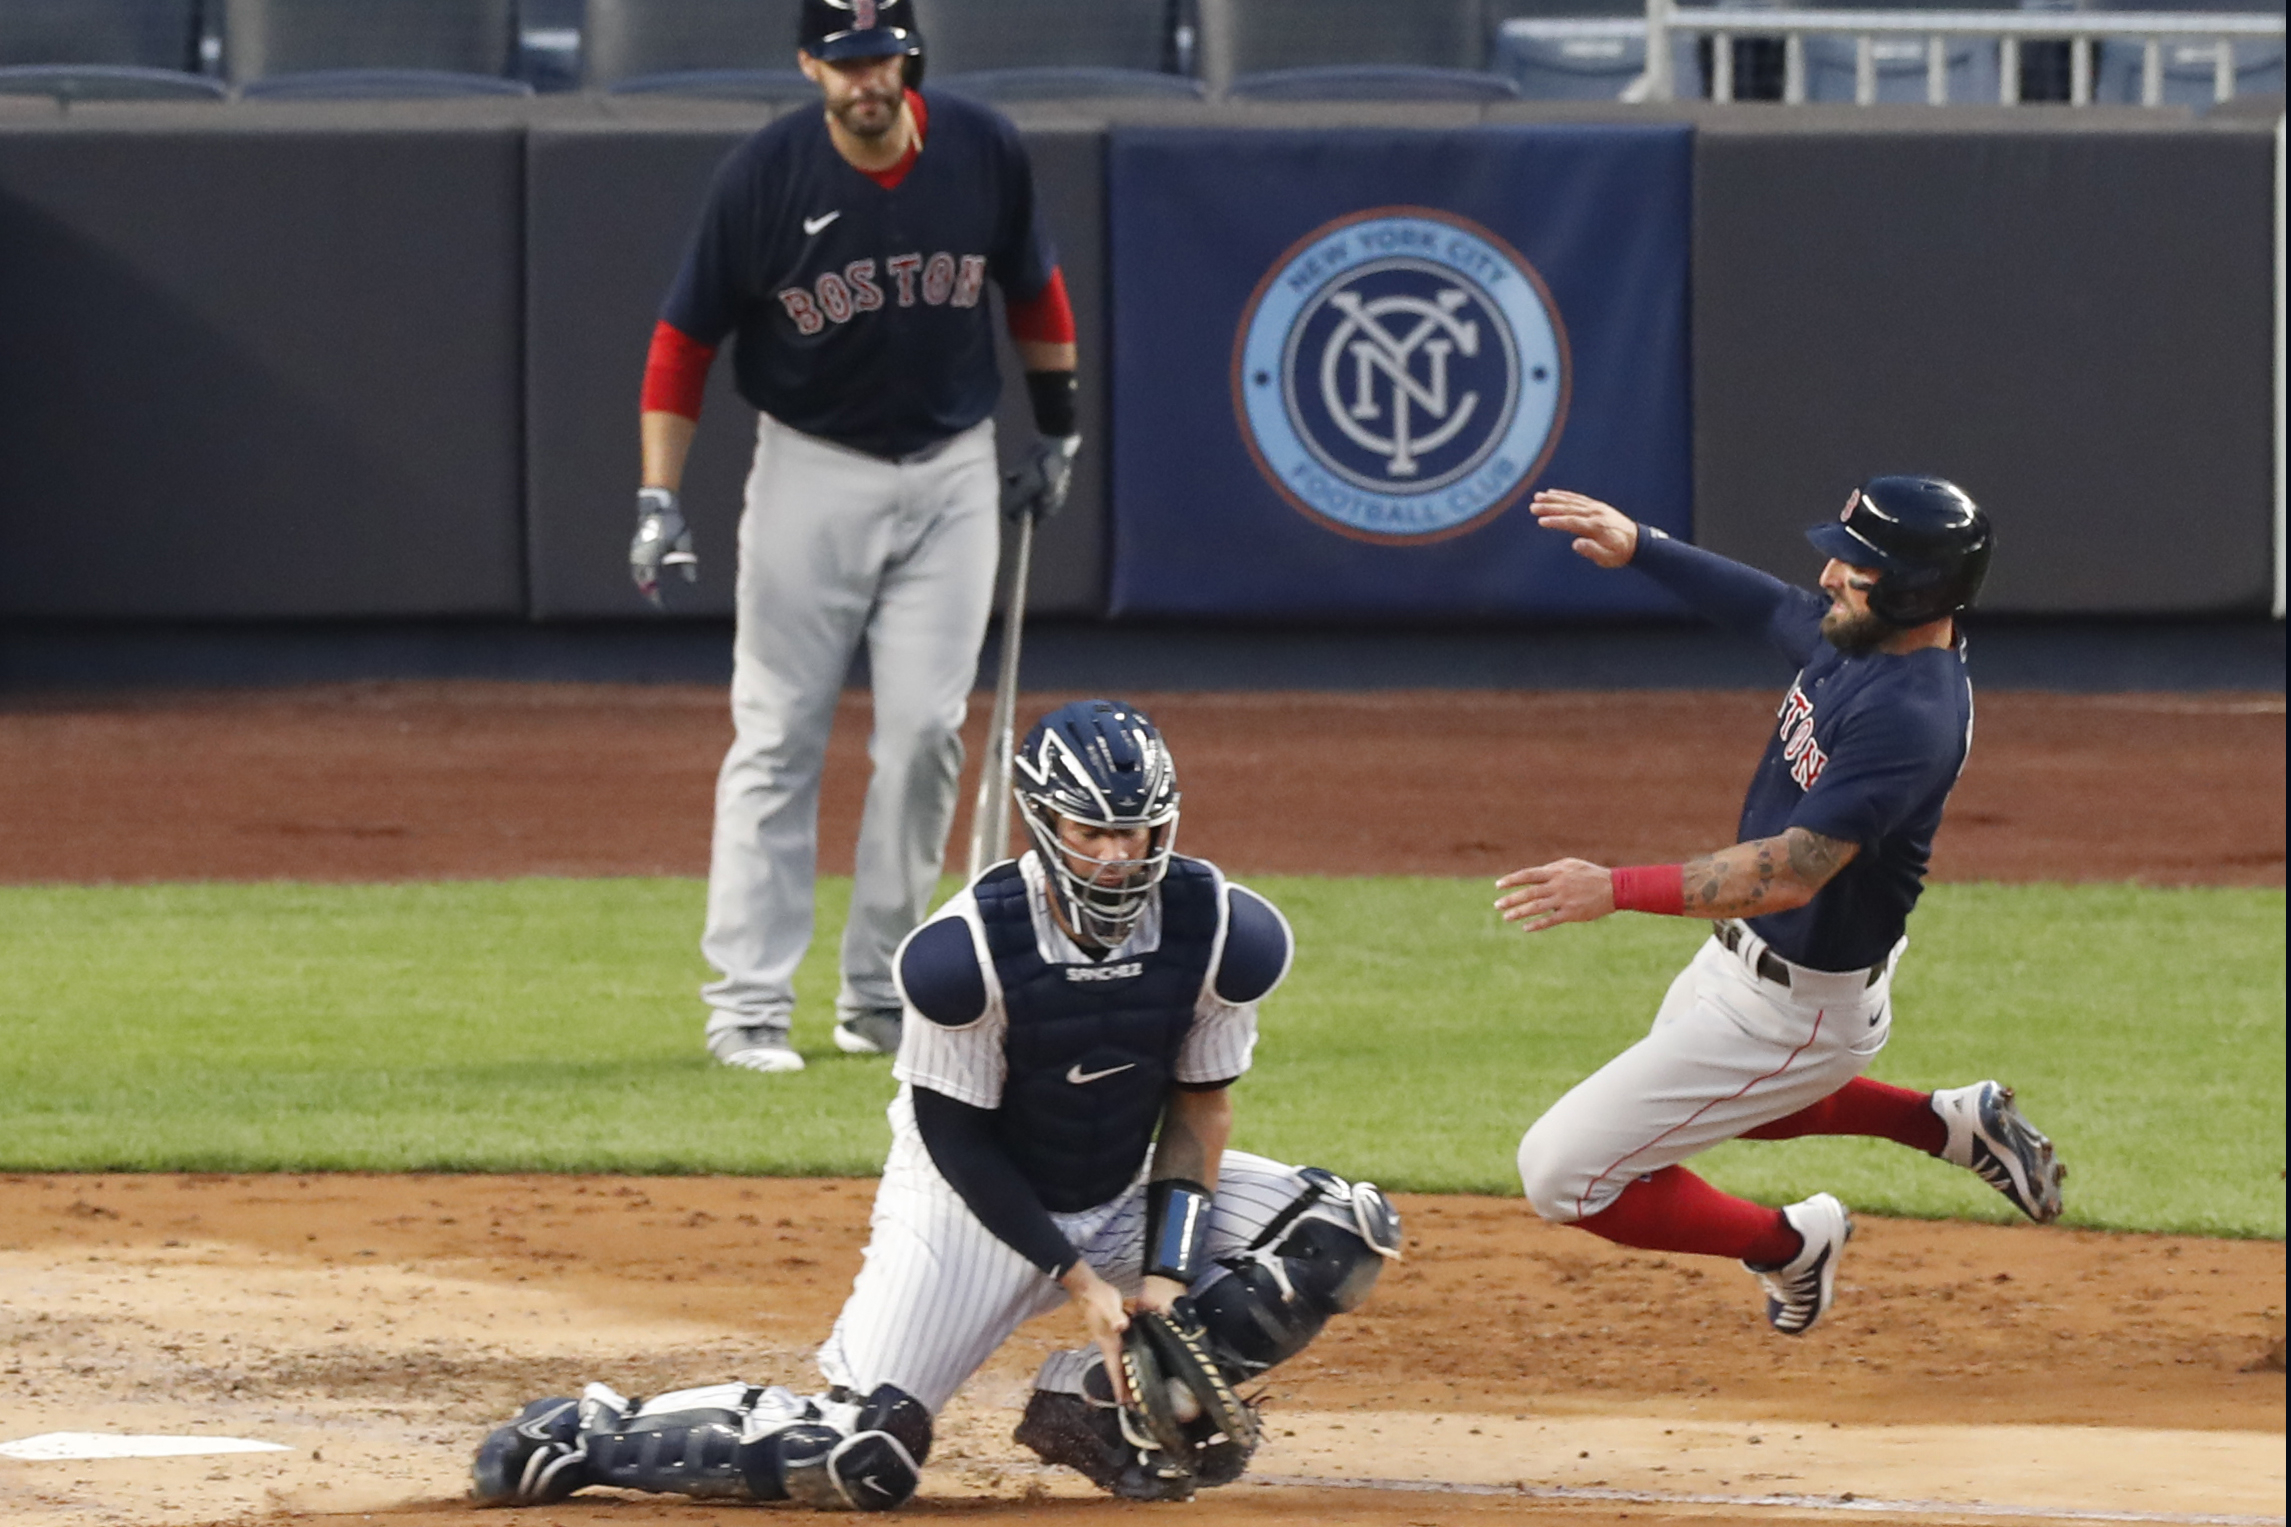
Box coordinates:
[1233,209,1569,543]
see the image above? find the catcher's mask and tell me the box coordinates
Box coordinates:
[1013,699,1179,950]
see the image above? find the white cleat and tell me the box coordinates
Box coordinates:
[833,1009,903,1056]
[1747,1192,1852,1336]
[1933,1081,2066,1223]
[708,1025,805,1074]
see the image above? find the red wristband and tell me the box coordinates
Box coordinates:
[1611,864,1685,916]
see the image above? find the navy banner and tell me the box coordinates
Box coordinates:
[1108,126,1692,619]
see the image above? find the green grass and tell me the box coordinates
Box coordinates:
[0,878,2280,1237]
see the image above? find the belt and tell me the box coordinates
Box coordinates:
[1717,920,1884,989]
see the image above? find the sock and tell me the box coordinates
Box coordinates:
[1572,1165,1802,1266]
[1741,1076,1946,1155]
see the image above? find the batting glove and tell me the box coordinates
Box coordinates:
[629,487,698,608]
[1000,435,1081,524]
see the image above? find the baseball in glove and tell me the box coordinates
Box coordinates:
[1118,1302,1263,1493]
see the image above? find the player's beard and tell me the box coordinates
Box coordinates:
[832,86,902,140]
[1821,603,1892,655]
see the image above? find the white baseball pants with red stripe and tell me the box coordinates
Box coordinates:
[701,412,1001,1042]
[1517,927,1901,1223]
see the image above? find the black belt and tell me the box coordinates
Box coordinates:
[1717,921,1883,989]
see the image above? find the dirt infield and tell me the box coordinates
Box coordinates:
[0,683,2282,1525]
[4,683,2282,885]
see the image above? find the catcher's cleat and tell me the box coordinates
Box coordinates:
[709,1024,805,1074]
[1933,1081,2066,1223]
[1747,1193,1852,1336]
[471,1397,588,1505]
[1013,1390,1195,1502]
[832,1008,904,1056]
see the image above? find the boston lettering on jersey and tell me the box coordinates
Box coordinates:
[1775,681,1828,791]
[660,88,1057,460]
[775,254,989,335]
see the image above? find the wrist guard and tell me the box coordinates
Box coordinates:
[1024,369,1078,438]
[1143,1178,1212,1284]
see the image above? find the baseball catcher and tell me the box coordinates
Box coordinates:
[471,700,1400,1508]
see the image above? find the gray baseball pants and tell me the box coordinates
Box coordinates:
[701,411,1000,1044]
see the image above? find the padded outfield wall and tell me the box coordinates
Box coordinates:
[0,96,2276,624]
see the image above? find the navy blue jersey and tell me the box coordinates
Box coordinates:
[659,89,1057,460]
[1631,531,1974,971]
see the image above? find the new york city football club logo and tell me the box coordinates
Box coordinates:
[1233,208,1570,543]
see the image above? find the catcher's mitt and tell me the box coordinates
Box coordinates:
[1118,1304,1263,1491]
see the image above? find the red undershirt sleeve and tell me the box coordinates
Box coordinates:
[1005,266,1076,346]
[640,319,717,421]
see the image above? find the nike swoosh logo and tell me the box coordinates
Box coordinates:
[802,211,841,236]
[1066,1062,1136,1085]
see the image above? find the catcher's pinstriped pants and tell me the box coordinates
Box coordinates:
[816,1093,1338,1414]
[701,412,1000,1042]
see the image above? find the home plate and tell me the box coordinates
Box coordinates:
[0,1433,295,1461]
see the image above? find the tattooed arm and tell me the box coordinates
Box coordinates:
[1494,827,1859,932]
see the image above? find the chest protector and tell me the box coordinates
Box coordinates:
[972,857,1223,1214]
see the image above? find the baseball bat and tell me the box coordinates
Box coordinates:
[965,512,1034,883]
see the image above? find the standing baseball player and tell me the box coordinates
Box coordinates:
[631,0,1084,1073]
[472,701,1401,1509]
[1503,480,2066,1335]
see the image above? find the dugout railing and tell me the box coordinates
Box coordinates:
[1496,5,2283,107]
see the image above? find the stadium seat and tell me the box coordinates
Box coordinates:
[927,0,1175,73]
[1225,64,1519,100]
[0,0,203,70]
[239,67,533,98]
[222,0,519,87]
[1491,18,1713,102]
[0,63,226,102]
[583,0,807,95]
[934,67,1205,102]
[924,0,1189,100]
[1804,35,1999,104]
[2094,36,2283,107]
[1210,0,1481,80]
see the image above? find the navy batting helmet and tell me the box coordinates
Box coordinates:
[1805,476,1993,628]
[1012,699,1180,949]
[799,0,924,71]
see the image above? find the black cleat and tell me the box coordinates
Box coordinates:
[471,1397,588,1505]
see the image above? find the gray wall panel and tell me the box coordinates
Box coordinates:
[523,113,1108,621]
[524,120,761,620]
[1692,125,2277,615]
[0,123,526,618]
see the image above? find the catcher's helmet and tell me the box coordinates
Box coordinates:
[1013,699,1180,949]
[799,0,924,78]
[1804,475,1993,628]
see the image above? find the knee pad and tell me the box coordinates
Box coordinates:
[783,1429,923,1512]
[852,1383,933,1465]
[1192,1172,1401,1380]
